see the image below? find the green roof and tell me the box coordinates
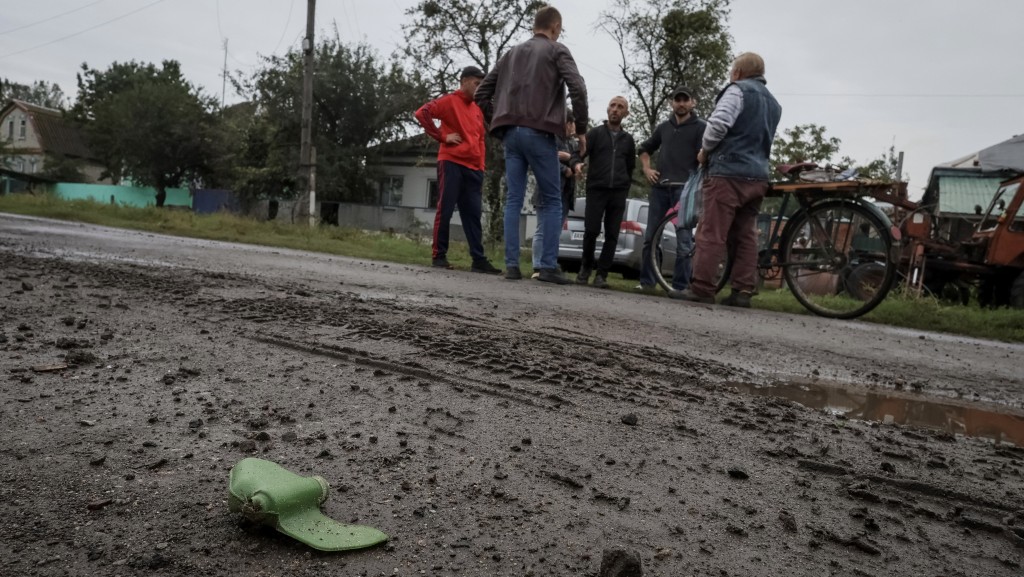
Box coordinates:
[937,175,1005,215]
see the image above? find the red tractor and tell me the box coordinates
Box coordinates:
[903,173,1024,308]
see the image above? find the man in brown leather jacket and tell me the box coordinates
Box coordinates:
[475,5,589,285]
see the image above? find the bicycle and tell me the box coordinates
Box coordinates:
[647,163,901,319]
[643,179,731,293]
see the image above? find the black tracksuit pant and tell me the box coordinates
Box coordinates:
[581,187,629,275]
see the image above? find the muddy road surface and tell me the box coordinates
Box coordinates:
[2,213,1023,577]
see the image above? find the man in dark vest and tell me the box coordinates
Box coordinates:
[671,52,782,308]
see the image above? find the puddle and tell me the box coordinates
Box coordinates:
[729,380,1024,447]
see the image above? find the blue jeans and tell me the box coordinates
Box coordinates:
[640,185,693,290]
[532,188,571,270]
[503,126,562,270]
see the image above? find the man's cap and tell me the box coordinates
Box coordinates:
[672,86,693,99]
[460,66,486,79]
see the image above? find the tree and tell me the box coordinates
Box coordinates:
[70,60,217,206]
[843,145,904,183]
[402,0,543,95]
[39,153,87,183]
[599,0,732,137]
[205,102,295,210]
[771,123,842,167]
[771,124,904,183]
[403,0,543,241]
[235,28,427,204]
[0,79,67,109]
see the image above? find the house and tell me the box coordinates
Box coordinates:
[368,133,444,213]
[350,134,540,241]
[921,134,1023,241]
[0,99,105,185]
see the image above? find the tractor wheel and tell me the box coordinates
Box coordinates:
[1011,270,1024,309]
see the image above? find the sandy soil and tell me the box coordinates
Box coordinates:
[1,213,1022,576]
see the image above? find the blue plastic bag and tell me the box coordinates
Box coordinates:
[674,167,704,230]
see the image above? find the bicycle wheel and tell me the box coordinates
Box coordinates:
[649,212,730,294]
[780,200,896,318]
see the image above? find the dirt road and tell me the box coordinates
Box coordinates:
[2,213,1022,576]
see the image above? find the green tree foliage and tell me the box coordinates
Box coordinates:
[0,79,67,109]
[205,102,294,209]
[70,60,216,206]
[39,153,86,183]
[843,145,904,183]
[402,0,543,94]
[402,0,544,241]
[600,0,732,138]
[771,124,905,183]
[771,123,842,167]
[236,30,427,204]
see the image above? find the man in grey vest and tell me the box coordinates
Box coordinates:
[671,52,782,307]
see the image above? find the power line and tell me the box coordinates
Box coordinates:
[269,0,298,56]
[0,0,109,36]
[777,93,1024,98]
[0,0,166,60]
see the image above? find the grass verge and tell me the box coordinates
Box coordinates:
[2,193,1022,342]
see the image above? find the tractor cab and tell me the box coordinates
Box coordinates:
[972,175,1024,268]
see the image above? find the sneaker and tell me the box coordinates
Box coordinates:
[537,268,571,285]
[530,271,541,280]
[720,290,752,308]
[634,284,657,294]
[575,268,591,285]
[432,257,453,269]
[471,260,502,275]
[667,288,715,304]
[592,273,609,289]
[505,266,522,280]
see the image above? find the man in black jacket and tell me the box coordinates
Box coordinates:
[637,86,706,293]
[577,96,636,288]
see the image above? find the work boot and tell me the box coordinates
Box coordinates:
[592,273,609,289]
[432,257,453,269]
[505,266,523,280]
[471,260,502,275]
[575,268,591,285]
[538,268,571,285]
[720,290,753,308]
[668,288,715,304]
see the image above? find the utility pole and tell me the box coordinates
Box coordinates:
[221,38,228,109]
[299,0,317,227]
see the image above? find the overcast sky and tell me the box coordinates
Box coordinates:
[2,0,1022,197]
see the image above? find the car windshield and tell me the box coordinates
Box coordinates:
[637,205,648,225]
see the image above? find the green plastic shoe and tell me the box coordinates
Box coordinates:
[228,457,389,552]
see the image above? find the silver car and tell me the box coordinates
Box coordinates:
[557,198,679,279]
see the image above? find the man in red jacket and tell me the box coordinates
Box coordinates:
[414,66,501,274]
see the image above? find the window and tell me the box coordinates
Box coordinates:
[637,205,648,225]
[19,118,26,140]
[6,120,12,141]
[427,179,440,209]
[378,176,404,206]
